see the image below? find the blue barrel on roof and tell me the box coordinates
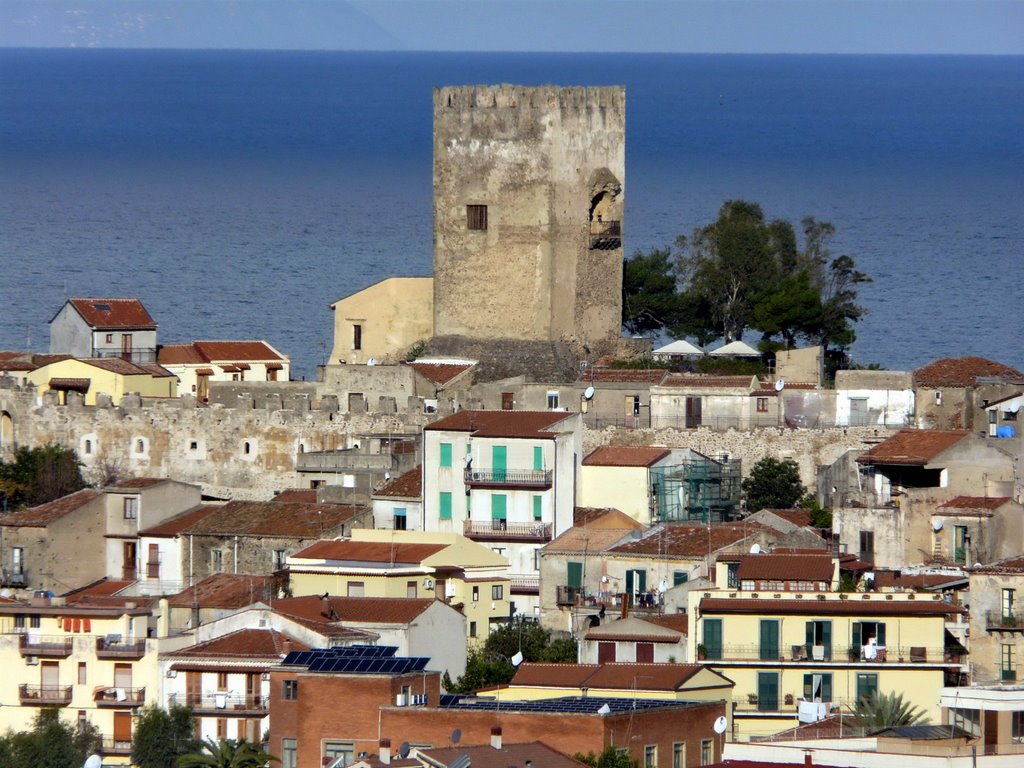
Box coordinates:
[996,426,1016,438]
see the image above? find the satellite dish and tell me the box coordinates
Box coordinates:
[399,742,411,759]
[367,358,377,366]
[1010,402,1021,414]
[774,379,785,392]
[0,589,11,598]
[713,715,728,734]
[452,728,462,744]
[932,518,944,532]
[597,703,612,715]
[749,543,761,554]
[511,650,524,667]
[84,757,103,768]
[584,385,595,400]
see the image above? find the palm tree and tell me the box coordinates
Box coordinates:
[177,738,278,768]
[853,691,930,732]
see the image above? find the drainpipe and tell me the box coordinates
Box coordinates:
[234,536,239,574]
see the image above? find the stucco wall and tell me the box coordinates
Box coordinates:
[330,277,434,365]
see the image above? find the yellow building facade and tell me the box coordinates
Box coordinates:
[27,357,176,405]
[329,277,434,365]
[687,589,967,741]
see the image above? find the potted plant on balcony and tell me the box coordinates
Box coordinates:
[697,644,707,661]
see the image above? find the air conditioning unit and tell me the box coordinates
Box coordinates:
[395,694,407,706]
[25,656,38,665]
[423,578,435,590]
[166,669,177,678]
[413,694,427,705]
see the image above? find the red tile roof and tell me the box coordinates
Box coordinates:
[577,369,669,384]
[292,540,446,563]
[408,362,474,386]
[418,742,588,768]
[871,570,966,590]
[62,578,137,604]
[736,553,833,582]
[167,574,275,608]
[661,374,756,388]
[939,496,1012,510]
[856,429,969,465]
[373,466,422,499]
[572,507,643,529]
[168,628,307,659]
[0,489,100,528]
[915,356,1023,387]
[194,340,285,362]
[645,613,689,636]
[139,504,221,537]
[157,344,208,365]
[609,523,771,557]
[177,500,366,538]
[583,445,671,467]
[545,526,639,553]
[273,489,319,504]
[758,509,813,527]
[270,595,436,625]
[699,597,965,617]
[510,662,707,692]
[110,477,167,489]
[425,410,574,438]
[65,298,156,330]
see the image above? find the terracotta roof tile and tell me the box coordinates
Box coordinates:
[193,340,285,362]
[939,496,1012,510]
[758,509,813,527]
[273,489,319,504]
[48,377,90,391]
[270,595,436,625]
[645,613,689,636]
[418,742,588,768]
[79,357,154,376]
[572,508,643,529]
[66,298,156,330]
[544,527,638,553]
[168,628,308,659]
[157,344,208,365]
[583,446,671,467]
[373,466,422,499]
[915,356,1023,388]
[972,556,1024,573]
[856,429,969,466]
[179,500,366,538]
[139,505,221,536]
[609,523,771,557]
[62,578,136,604]
[0,489,100,528]
[699,597,965,617]
[871,570,966,590]
[167,574,275,609]
[585,616,684,643]
[661,374,756,388]
[508,663,600,688]
[736,553,833,582]
[577,369,669,384]
[425,410,574,438]
[292,540,446,563]
[408,362,474,386]
[110,477,167,489]
[510,662,708,691]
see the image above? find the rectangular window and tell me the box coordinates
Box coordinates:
[352,324,362,351]
[567,561,583,589]
[700,739,713,765]
[644,745,657,768]
[394,507,407,531]
[534,549,541,571]
[673,570,689,586]
[123,497,139,519]
[105,333,113,343]
[11,547,23,575]
[347,581,365,597]
[702,618,723,660]
[533,495,542,521]
[533,445,543,471]
[282,679,298,700]
[859,530,875,563]
[491,585,503,600]
[805,620,833,661]
[210,550,223,573]
[30,615,40,629]
[852,621,886,660]
[78,662,87,685]
[282,738,297,768]
[547,391,560,410]
[759,619,780,661]
[952,708,980,737]
[407,581,418,598]
[440,442,453,468]
[1003,644,1017,681]
[1003,588,1015,619]
[216,671,229,689]
[953,525,968,565]
[216,719,228,739]
[13,614,25,629]
[491,494,507,526]
[472,585,480,602]
[273,550,286,571]
[469,621,477,638]
[756,397,768,413]
[1013,712,1024,744]
[439,492,452,520]
[856,673,878,702]
[492,445,507,481]
[803,672,833,702]
[673,742,685,768]
[466,204,488,230]
[324,742,354,763]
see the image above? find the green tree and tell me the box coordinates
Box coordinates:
[621,248,686,334]
[799,493,833,530]
[0,444,85,510]
[178,738,278,768]
[0,709,100,768]
[853,691,930,731]
[574,746,639,768]
[132,704,201,768]
[742,457,805,512]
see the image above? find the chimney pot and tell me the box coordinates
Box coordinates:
[380,738,392,765]
[490,726,502,750]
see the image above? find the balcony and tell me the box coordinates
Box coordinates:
[19,634,73,658]
[19,684,72,706]
[557,586,583,606]
[590,220,622,250]
[99,736,133,756]
[0,568,27,588]
[463,520,552,543]
[710,644,960,665]
[987,611,1024,631]
[94,686,146,707]
[464,468,552,490]
[96,636,147,659]
[167,692,269,715]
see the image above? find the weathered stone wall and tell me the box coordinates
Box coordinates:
[432,85,625,353]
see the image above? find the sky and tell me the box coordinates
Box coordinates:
[1,0,1022,54]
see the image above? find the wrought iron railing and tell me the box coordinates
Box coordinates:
[464,468,552,487]
[987,611,1024,630]
[94,686,146,706]
[19,635,73,657]
[19,684,72,705]
[463,520,551,541]
[167,692,269,713]
[96,636,147,658]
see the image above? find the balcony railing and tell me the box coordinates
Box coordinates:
[19,684,72,706]
[557,586,583,606]
[987,611,1024,630]
[99,736,133,755]
[711,644,961,665]
[463,520,552,542]
[96,636,147,659]
[0,568,27,588]
[590,220,622,249]
[19,634,73,658]
[167,692,269,715]
[464,468,552,489]
[94,686,146,707]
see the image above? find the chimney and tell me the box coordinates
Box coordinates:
[490,726,502,750]
[321,593,331,618]
[282,637,293,655]
[804,751,813,767]
[379,738,391,765]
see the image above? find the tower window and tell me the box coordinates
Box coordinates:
[466,205,488,231]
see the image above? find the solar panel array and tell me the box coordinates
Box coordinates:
[281,645,429,675]
[438,695,686,714]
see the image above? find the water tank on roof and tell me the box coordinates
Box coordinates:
[996,426,1016,438]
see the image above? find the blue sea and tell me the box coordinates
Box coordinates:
[1,50,1022,378]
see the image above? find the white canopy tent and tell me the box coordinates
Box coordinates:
[653,339,705,357]
[708,340,761,357]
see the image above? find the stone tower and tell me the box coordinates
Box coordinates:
[432,85,625,359]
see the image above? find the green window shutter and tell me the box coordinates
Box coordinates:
[852,622,862,649]
[803,674,813,700]
[757,672,778,711]
[877,623,886,647]
[440,442,452,468]
[567,561,583,588]
[822,673,833,702]
[637,569,647,592]
[805,621,815,647]
[822,621,832,657]
[492,445,507,481]
[439,492,452,520]
[702,618,722,659]
[533,446,543,471]
[673,571,688,586]
[625,570,634,595]
[759,620,779,661]
[491,494,507,520]
[533,495,542,520]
